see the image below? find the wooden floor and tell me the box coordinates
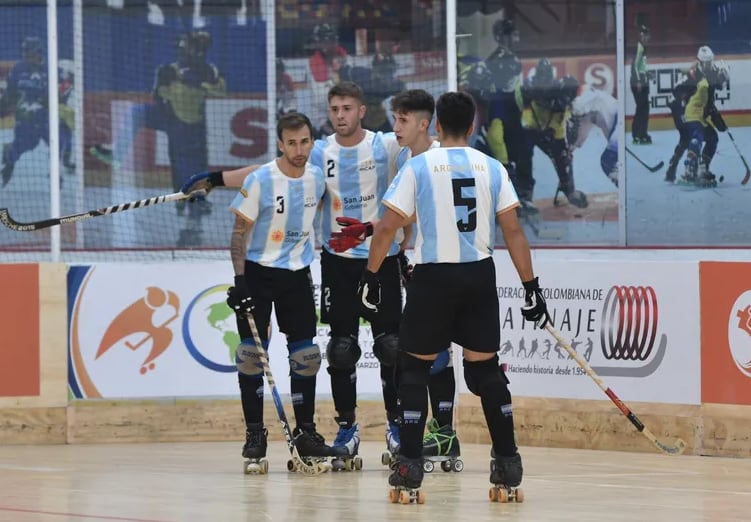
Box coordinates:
[0,441,748,522]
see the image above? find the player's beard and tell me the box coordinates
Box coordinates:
[335,120,358,138]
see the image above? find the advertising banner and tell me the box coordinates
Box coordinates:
[700,262,751,405]
[460,255,702,405]
[68,262,382,399]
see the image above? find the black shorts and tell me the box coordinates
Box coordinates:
[400,257,499,356]
[320,249,402,336]
[235,261,317,343]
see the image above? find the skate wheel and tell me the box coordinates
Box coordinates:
[381,452,392,467]
[514,488,525,503]
[389,489,399,503]
[452,459,464,472]
[489,487,498,502]
[286,459,295,472]
[344,459,354,472]
[440,460,452,472]
[398,490,411,504]
[416,490,426,504]
[422,460,434,473]
[353,456,363,471]
[260,460,269,474]
[331,459,345,471]
[498,488,509,503]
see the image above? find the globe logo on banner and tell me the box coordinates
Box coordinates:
[728,290,751,379]
[591,285,668,377]
[183,284,239,373]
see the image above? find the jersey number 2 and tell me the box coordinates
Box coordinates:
[326,159,335,178]
[451,178,477,232]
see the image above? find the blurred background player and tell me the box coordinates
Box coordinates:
[152,30,226,246]
[484,18,525,199]
[567,84,620,187]
[276,58,296,120]
[308,24,347,137]
[0,36,74,188]
[674,45,729,187]
[630,23,652,145]
[89,30,225,245]
[517,59,586,210]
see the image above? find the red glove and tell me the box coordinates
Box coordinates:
[329,217,373,253]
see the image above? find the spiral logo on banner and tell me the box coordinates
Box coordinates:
[592,285,668,377]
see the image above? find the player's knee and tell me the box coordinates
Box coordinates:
[325,335,361,370]
[236,338,266,377]
[373,333,400,367]
[600,147,618,175]
[396,351,433,388]
[429,348,452,376]
[464,355,509,398]
[288,339,321,379]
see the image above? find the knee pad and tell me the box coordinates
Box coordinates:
[429,347,453,376]
[464,355,507,397]
[600,146,617,176]
[396,351,433,387]
[688,137,702,156]
[288,339,321,379]
[236,339,266,377]
[325,335,361,370]
[373,333,400,367]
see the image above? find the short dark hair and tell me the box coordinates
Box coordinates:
[276,111,314,141]
[390,89,435,119]
[328,81,364,104]
[436,91,475,138]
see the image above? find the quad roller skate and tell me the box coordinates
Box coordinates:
[329,417,362,471]
[421,419,463,473]
[242,423,269,475]
[380,419,400,467]
[287,424,332,473]
[388,456,426,505]
[489,450,524,503]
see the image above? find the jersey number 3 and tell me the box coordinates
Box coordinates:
[451,178,477,232]
[276,195,285,214]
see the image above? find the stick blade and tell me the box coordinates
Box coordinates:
[653,437,686,456]
[649,161,665,173]
[742,168,750,185]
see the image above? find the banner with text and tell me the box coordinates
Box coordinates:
[456,255,701,405]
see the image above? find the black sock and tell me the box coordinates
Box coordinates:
[380,363,398,416]
[291,377,317,426]
[428,366,456,428]
[328,366,357,422]
[396,354,432,459]
[239,373,264,426]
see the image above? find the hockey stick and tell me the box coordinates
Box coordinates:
[544,324,686,456]
[626,147,664,173]
[0,190,203,232]
[244,314,330,475]
[726,131,751,185]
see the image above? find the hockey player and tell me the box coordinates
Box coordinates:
[307,24,348,137]
[226,112,331,472]
[517,59,587,209]
[388,90,461,468]
[630,24,652,145]
[567,84,619,186]
[484,18,526,205]
[360,90,550,501]
[666,46,728,186]
[0,37,72,187]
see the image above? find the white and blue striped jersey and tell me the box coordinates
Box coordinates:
[230,159,325,270]
[310,130,402,259]
[395,140,441,170]
[383,147,519,264]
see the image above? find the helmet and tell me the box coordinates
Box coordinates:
[493,18,517,43]
[533,58,554,87]
[22,36,43,61]
[697,45,714,63]
[312,24,337,44]
[560,75,580,104]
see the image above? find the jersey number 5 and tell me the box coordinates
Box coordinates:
[451,178,477,232]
